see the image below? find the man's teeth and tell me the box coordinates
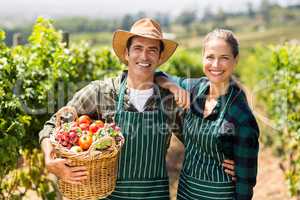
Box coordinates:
[210,70,224,75]
[138,63,151,67]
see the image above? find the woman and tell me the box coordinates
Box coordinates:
[157,29,259,199]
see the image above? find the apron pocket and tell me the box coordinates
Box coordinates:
[178,171,234,200]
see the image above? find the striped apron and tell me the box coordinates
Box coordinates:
[177,85,235,200]
[104,77,170,199]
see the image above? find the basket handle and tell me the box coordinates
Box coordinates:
[55,106,78,129]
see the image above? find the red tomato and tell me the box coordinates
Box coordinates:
[79,123,90,131]
[79,134,93,150]
[89,120,105,134]
[78,115,92,125]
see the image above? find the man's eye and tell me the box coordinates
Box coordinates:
[149,49,158,54]
[134,47,142,51]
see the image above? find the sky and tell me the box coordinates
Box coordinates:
[0,0,298,20]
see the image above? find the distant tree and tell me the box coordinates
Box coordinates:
[176,9,197,28]
[155,13,171,30]
[54,17,115,33]
[136,11,146,19]
[247,2,256,18]
[259,0,271,25]
[202,6,214,22]
[215,7,226,23]
[121,14,134,31]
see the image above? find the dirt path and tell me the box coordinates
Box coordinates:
[166,135,295,200]
[253,147,296,200]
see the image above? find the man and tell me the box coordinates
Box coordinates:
[39,18,234,199]
[40,18,181,200]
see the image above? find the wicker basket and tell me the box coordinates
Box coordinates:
[50,106,124,200]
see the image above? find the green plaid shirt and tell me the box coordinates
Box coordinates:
[165,74,259,200]
[39,71,183,144]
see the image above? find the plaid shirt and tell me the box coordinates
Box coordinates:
[39,71,183,144]
[168,75,259,200]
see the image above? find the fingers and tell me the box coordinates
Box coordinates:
[70,165,87,172]
[174,90,190,110]
[224,168,235,177]
[69,171,88,183]
[63,165,88,184]
[223,159,235,165]
[45,158,67,173]
[71,170,88,178]
[223,159,235,177]
[222,160,235,170]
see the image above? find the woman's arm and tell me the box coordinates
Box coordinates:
[155,75,189,109]
[233,116,259,200]
[155,71,199,91]
[155,71,200,109]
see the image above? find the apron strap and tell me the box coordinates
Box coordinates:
[192,80,235,128]
[216,88,234,125]
[116,75,127,112]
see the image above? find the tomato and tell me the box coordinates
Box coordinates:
[78,115,92,125]
[89,120,105,134]
[79,123,90,131]
[79,134,93,150]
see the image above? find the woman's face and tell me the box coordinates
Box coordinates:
[202,38,238,85]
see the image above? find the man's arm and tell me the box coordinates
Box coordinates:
[41,138,88,184]
[39,81,101,143]
[39,80,103,184]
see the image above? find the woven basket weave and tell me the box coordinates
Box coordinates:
[50,106,124,200]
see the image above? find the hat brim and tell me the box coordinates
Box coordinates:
[112,30,178,66]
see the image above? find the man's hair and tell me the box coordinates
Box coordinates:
[126,36,165,54]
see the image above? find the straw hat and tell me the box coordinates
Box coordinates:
[112,18,178,66]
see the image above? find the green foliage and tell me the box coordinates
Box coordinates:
[2,14,299,199]
[0,29,5,41]
[240,44,300,197]
[0,28,28,181]
[175,10,197,27]
[0,17,122,198]
[160,49,203,78]
[267,45,300,196]
[0,149,56,200]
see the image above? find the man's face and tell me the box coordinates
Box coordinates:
[125,36,161,84]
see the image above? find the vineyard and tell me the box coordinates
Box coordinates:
[0,17,299,199]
